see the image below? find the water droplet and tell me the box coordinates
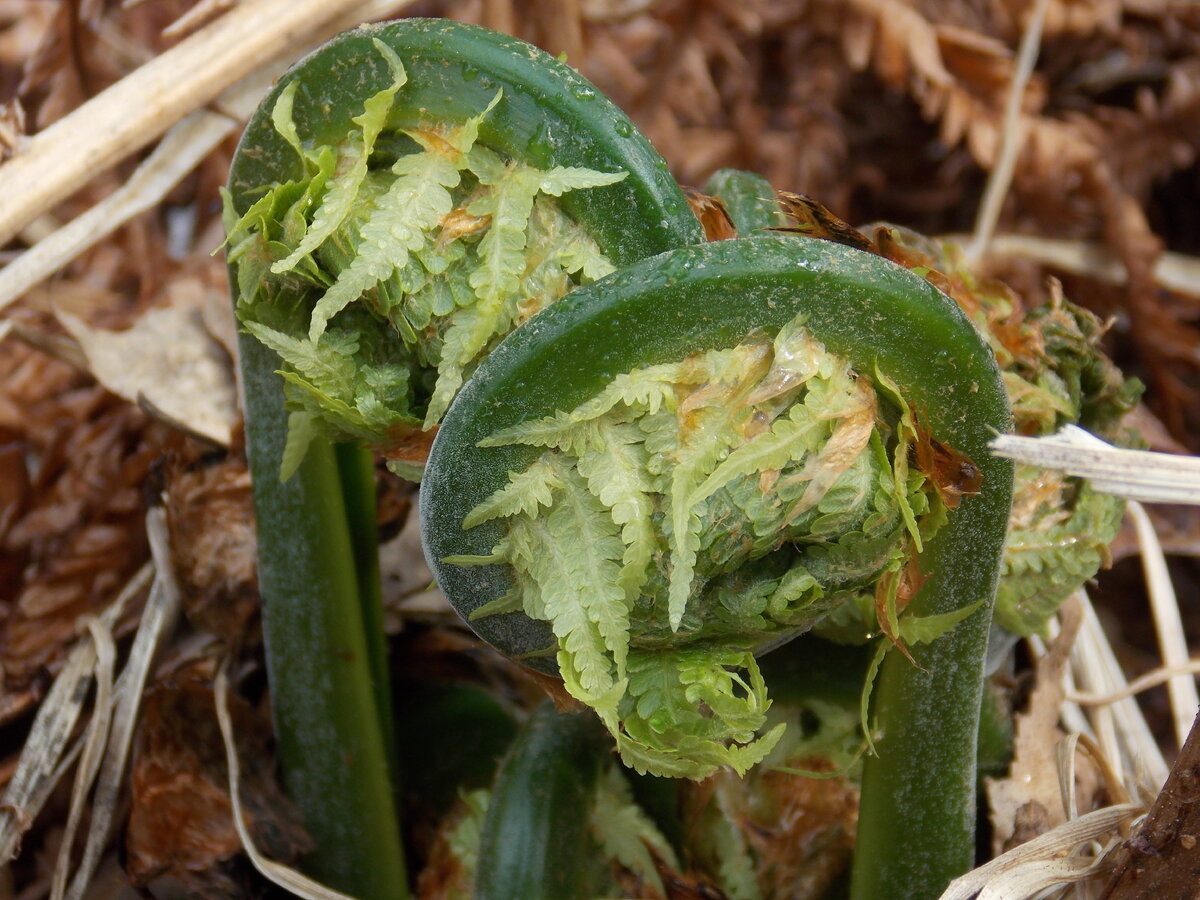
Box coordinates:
[528,123,554,159]
[461,63,479,82]
[614,120,633,138]
[570,84,596,101]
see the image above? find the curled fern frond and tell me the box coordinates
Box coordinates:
[458,312,940,778]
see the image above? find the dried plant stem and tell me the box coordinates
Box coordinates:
[1070,660,1200,707]
[966,234,1200,297]
[990,426,1200,505]
[939,803,1141,900]
[0,110,234,312]
[1068,593,1170,790]
[0,0,416,248]
[1101,710,1200,899]
[62,509,182,900]
[0,563,150,864]
[1128,501,1200,749]
[965,0,1049,264]
[51,618,116,900]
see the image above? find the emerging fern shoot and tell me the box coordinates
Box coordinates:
[225,39,626,479]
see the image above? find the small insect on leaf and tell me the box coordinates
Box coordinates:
[772,192,876,254]
[912,415,983,510]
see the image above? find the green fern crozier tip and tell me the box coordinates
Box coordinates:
[223,22,702,481]
[421,233,1013,897]
[225,41,623,480]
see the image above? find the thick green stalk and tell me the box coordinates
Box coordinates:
[849,513,1008,899]
[332,441,396,778]
[239,335,406,897]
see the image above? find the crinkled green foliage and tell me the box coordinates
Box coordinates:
[700,780,765,900]
[458,316,947,778]
[589,765,679,897]
[884,233,1142,635]
[439,788,490,900]
[992,292,1140,634]
[225,39,624,479]
[997,475,1123,634]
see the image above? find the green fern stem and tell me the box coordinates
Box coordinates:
[237,336,407,897]
[474,704,608,900]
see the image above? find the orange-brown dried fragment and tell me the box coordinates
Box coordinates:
[375,421,440,470]
[747,762,859,900]
[437,206,492,248]
[911,418,983,511]
[684,186,737,242]
[415,797,475,900]
[687,762,859,900]
[126,670,310,896]
[773,192,876,254]
[163,453,259,646]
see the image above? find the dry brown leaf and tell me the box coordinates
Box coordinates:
[774,191,877,252]
[987,601,1076,852]
[733,762,858,900]
[846,0,953,89]
[0,332,171,701]
[684,186,738,241]
[56,301,237,447]
[163,453,258,646]
[986,600,1107,853]
[126,668,311,897]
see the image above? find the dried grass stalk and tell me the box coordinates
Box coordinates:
[0,0,419,248]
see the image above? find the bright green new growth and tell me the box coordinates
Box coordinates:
[884,233,1141,635]
[223,39,624,479]
[452,315,945,778]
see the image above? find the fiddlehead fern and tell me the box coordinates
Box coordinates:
[422,232,1014,896]
[225,20,699,895]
